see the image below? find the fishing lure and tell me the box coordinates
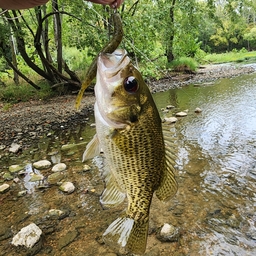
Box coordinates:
[75,11,123,109]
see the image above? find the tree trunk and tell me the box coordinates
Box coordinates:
[166,0,176,63]
[52,0,62,73]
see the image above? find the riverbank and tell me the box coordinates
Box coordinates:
[0,63,255,150]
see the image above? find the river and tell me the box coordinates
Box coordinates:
[0,72,256,255]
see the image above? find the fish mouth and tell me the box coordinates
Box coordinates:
[98,49,130,78]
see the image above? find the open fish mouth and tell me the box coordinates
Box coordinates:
[98,49,131,78]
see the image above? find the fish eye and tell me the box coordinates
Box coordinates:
[123,76,139,93]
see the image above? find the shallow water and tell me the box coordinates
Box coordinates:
[1,72,256,255]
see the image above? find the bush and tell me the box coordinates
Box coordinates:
[167,57,198,73]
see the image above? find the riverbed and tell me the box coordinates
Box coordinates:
[0,69,256,255]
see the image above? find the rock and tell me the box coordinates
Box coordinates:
[0,183,10,193]
[11,223,42,248]
[163,117,178,123]
[18,190,27,197]
[48,209,64,217]
[157,223,180,242]
[52,163,67,172]
[176,111,188,117]
[9,143,21,153]
[29,174,44,182]
[47,172,65,185]
[33,160,51,170]
[58,229,78,250]
[13,177,20,183]
[3,172,13,180]
[0,144,6,150]
[195,107,202,113]
[59,182,75,194]
[166,105,175,109]
[83,164,91,172]
[9,164,24,173]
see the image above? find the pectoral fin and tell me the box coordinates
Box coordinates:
[82,134,100,162]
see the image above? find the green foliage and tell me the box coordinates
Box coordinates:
[167,57,198,72]
[203,50,256,64]
[0,80,55,103]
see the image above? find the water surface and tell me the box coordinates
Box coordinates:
[0,72,256,255]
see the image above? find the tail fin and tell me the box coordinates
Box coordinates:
[103,216,148,255]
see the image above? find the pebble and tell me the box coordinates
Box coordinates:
[157,223,180,242]
[11,223,42,248]
[9,143,21,153]
[29,174,44,182]
[47,172,65,185]
[195,107,202,113]
[163,117,178,123]
[176,111,188,117]
[3,172,13,180]
[59,181,75,194]
[0,183,10,193]
[18,190,27,197]
[48,209,64,217]
[33,160,52,170]
[83,164,91,172]
[9,164,24,173]
[52,163,67,172]
[166,105,175,109]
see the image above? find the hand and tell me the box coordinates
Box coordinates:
[88,0,124,9]
[0,0,124,10]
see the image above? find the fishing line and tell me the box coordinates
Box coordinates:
[83,2,172,81]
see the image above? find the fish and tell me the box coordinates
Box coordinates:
[83,49,178,255]
[75,12,123,110]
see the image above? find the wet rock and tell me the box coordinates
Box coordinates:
[0,144,6,150]
[13,177,20,183]
[59,181,75,194]
[157,223,180,242]
[33,160,51,170]
[9,164,24,173]
[3,172,13,180]
[83,164,91,172]
[47,172,65,185]
[18,190,27,197]
[48,209,64,217]
[163,117,178,123]
[9,143,21,153]
[175,111,188,117]
[52,163,67,172]
[195,107,202,113]
[29,174,44,182]
[166,105,175,109]
[57,229,78,250]
[11,223,42,248]
[0,183,10,193]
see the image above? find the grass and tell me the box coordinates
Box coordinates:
[203,49,256,64]
[0,79,56,103]
[167,57,198,72]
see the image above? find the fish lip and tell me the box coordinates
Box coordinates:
[98,49,130,77]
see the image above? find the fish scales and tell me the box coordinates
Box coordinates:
[83,49,178,255]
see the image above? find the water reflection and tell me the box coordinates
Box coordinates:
[153,72,256,255]
[1,73,256,255]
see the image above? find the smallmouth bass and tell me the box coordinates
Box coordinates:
[83,49,178,254]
